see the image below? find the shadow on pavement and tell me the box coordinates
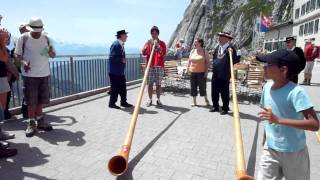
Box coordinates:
[35,114,85,146]
[121,107,158,115]
[239,112,262,123]
[0,142,54,180]
[116,106,189,180]
[2,114,84,147]
[247,122,260,177]
[155,104,190,114]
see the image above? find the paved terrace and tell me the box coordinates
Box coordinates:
[1,66,320,180]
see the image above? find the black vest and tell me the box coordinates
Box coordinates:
[212,45,239,80]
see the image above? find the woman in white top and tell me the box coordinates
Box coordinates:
[187,38,209,106]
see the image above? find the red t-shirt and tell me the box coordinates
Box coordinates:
[142,40,166,67]
[304,44,318,61]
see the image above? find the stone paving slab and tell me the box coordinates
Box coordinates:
[0,66,319,180]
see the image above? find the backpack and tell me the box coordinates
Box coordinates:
[21,32,50,56]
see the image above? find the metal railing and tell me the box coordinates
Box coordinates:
[9,54,146,108]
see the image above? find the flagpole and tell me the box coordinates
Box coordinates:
[258,12,262,50]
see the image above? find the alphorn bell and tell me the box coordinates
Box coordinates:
[228,48,254,180]
[107,41,157,176]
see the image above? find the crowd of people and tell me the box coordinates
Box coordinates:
[107,25,319,179]
[1,15,319,180]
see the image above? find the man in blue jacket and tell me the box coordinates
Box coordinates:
[108,30,133,109]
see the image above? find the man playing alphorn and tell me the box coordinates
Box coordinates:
[142,26,166,107]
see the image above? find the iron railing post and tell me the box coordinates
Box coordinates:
[70,56,75,94]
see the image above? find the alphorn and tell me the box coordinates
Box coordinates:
[107,41,157,176]
[228,48,254,180]
[316,131,320,143]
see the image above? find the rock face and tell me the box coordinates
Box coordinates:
[168,0,292,51]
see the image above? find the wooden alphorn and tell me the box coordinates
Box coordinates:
[316,131,320,143]
[107,41,157,176]
[228,48,254,180]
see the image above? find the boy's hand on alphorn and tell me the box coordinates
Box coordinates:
[258,107,280,124]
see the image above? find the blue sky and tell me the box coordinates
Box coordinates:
[1,0,189,48]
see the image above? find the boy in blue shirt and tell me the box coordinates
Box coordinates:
[256,49,319,180]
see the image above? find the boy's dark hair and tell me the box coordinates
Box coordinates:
[277,63,295,79]
[150,26,160,35]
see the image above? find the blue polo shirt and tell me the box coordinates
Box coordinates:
[260,81,313,152]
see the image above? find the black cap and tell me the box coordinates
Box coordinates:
[217,31,233,39]
[256,49,300,75]
[285,36,296,42]
[116,30,128,37]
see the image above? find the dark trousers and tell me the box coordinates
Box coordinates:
[4,81,13,119]
[190,72,206,97]
[211,78,230,111]
[109,73,127,105]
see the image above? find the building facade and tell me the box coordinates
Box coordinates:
[263,0,320,52]
[264,21,293,52]
[293,0,320,48]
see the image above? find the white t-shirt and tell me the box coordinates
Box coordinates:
[15,32,54,77]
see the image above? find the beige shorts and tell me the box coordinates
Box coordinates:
[258,146,310,180]
[304,61,314,74]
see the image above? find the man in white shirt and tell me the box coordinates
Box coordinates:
[15,17,56,137]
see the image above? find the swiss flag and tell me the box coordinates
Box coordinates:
[260,16,272,32]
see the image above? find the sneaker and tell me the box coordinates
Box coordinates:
[146,99,152,107]
[25,119,37,137]
[37,118,53,131]
[300,79,307,85]
[0,130,15,141]
[0,147,17,158]
[0,141,9,149]
[156,99,163,106]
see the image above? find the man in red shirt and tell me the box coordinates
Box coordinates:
[142,26,166,106]
[303,40,319,85]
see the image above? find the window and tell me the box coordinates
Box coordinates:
[302,4,306,15]
[299,25,304,36]
[306,1,311,13]
[273,42,279,51]
[295,8,300,19]
[311,0,316,11]
[309,21,314,34]
[304,23,309,35]
[279,41,286,49]
[318,0,320,8]
[315,19,319,33]
[265,42,272,52]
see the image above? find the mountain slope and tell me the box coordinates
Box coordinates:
[168,0,292,50]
